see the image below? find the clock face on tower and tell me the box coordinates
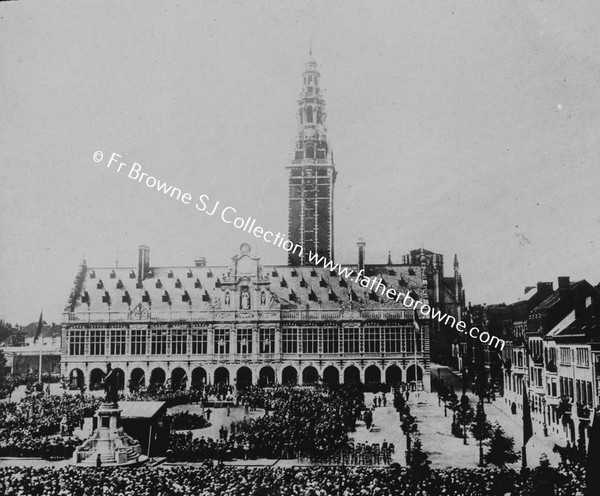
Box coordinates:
[305,127,315,138]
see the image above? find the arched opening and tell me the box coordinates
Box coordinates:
[130,368,145,391]
[69,368,84,390]
[113,367,125,390]
[344,365,361,384]
[191,367,207,389]
[236,366,252,390]
[149,367,166,388]
[258,366,275,387]
[302,366,319,385]
[385,365,402,386]
[365,365,381,385]
[214,367,230,385]
[323,366,339,386]
[307,107,313,123]
[171,367,187,390]
[282,366,298,386]
[89,368,105,391]
[406,364,423,383]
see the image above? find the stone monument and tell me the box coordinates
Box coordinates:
[72,363,147,466]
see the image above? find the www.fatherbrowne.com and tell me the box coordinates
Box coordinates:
[93,150,504,351]
[303,249,506,352]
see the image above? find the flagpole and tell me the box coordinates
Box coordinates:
[37,312,44,384]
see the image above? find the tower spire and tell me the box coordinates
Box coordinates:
[286,54,337,265]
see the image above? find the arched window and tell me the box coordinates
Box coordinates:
[299,109,303,124]
[307,107,313,123]
[306,144,315,159]
[316,110,322,124]
[307,75,312,84]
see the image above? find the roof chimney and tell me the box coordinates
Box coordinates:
[194,256,207,267]
[137,245,150,283]
[357,238,366,272]
[558,276,570,290]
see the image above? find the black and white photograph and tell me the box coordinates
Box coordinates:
[1,1,599,494]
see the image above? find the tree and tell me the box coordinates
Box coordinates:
[401,412,418,464]
[456,394,474,445]
[448,388,460,434]
[409,435,431,479]
[471,400,493,466]
[485,423,520,467]
[0,349,15,399]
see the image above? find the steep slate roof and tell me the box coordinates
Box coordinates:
[67,263,425,314]
[532,281,586,312]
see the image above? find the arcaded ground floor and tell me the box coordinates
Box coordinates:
[62,359,430,392]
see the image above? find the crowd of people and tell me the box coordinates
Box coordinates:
[0,393,100,458]
[168,411,210,431]
[0,463,587,495]
[168,386,365,463]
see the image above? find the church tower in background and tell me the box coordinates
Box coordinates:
[287,51,336,265]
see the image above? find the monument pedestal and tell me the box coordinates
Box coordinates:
[73,402,147,466]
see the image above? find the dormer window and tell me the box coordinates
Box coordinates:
[136,281,143,289]
[168,270,174,278]
[586,296,592,308]
[310,269,318,277]
[155,279,162,289]
[194,279,202,289]
[81,292,90,304]
[89,270,96,279]
[110,270,116,279]
[175,279,182,289]
[122,291,131,304]
[116,279,124,290]
[96,280,104,290]
[182,291,190,302]
[102,291,111,304]
[280,277,287,288]
[142,291,150,303]
[187,270,193,278]
[162,291,171,303]
[129,270,136,279]
[207,270,213,278]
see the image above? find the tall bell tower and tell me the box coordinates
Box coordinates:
[287,50,336,265]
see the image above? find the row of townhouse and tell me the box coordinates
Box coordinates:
[454,276,600,452]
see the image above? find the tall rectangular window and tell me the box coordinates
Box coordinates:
[191,329,207,354]
[385,327,402,353]
[237,328,253,354]
[343,327,360,354]
[364,326,380,353]
[576,347,589,367]
[131,329,146,355]
[214,328,229,355]
[259,328,275,354]
[560,347,571,366]
[282,328,298,354]
[303,327,318,354]
[69,329,85,355]
[150,329,167,355]
[110,329,126,355]
[171,329,187,355]
[323,327,339,354]
[89,330,105,355]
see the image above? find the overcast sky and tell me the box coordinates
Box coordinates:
[1,0,600,325]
